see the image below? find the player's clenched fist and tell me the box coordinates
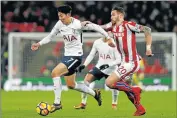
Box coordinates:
[146,45,154,57]
[31,43,40,51]
[78,65,85,72]
[146,49,154,57]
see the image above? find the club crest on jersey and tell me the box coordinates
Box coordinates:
[100,54,111,59]
[63,35,77,41]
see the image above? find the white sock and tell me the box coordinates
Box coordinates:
[89,82,95,89]
[81,92,87,105]
[81,81,96,104]
[74,82,95,97]
[53,77,62,104]
[111,89,119,105]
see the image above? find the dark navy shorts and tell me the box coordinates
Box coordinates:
[61,56,82,76]
[88,67,109,80]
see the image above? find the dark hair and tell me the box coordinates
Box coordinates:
[112,6,125,15]
[57,5,72,14]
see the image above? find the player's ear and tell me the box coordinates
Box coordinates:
[119,13,124,19]
[67,13,71,16]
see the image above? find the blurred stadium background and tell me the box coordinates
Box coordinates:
[1,1,177,91]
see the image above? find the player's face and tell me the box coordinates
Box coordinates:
[58,12,70,24]
[111,10,123,23]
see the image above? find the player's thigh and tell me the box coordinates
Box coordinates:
[105,72,119,87]
[86,67,105,82]
[51,63,69,77]
[64,73,76,89]
[62,56,82,76]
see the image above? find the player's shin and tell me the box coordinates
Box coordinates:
[125,91,136,104]
[74,82,96,97]
[113,81,132,92]
[111,89,119,105]
[80,81,95,104]
[81,93,88,105]
[52,77,62,104]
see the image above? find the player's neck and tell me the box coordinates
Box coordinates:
[65,17,72,25]
[116,19,124,26]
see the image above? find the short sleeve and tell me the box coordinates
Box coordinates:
[126,21,142,33]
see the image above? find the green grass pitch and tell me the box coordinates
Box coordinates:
[1,90,176,118]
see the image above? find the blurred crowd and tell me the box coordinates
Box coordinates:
[1,1,177,81]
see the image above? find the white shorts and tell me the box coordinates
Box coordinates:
[114,61,140,81]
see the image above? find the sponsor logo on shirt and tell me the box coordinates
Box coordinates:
[63,35,77,41]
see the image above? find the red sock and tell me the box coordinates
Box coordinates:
[125,91,140,108]
[113,81,141,107]
[113,81,132,92]
[125,92,135,103]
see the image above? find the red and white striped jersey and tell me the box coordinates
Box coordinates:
[111,21,142,62]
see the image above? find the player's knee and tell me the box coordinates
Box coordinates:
[51,71,56,78]
[67,84,75,89]
[105,79,114,89]
[51,69,59,78]
[84,80,90,86]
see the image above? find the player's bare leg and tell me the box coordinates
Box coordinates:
[64,73,102,106]
[106,73,146,116]
[74,73,96,109]
[50,63,69,113]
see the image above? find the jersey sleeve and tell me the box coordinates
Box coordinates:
[83,41,98,66]
[39,21,60,45]
[126,21,142,33]
[109,48,121,67]
[104,22,113,31]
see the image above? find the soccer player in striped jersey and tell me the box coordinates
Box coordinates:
[74,35,121,110]
[31,5,115,113]
[103,6,153,116]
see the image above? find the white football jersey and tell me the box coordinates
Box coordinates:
[49,18,83,56]
[39,17,110,56]
[84,38,121,75]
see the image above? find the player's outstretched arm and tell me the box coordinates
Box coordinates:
[78,41,97,72]
[100,22,112,30]
[81,22,109,38]
[127,22,153,57]
[31,22,60,51]
[81,21,112,30]
[140,25,153,57]
[81,22,115,47]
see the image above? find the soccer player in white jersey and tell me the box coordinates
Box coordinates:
[74,36,121,110]
[31,5,115,113]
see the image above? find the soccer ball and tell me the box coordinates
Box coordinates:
[36,102,51,116]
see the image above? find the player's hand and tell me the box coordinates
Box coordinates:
[31,43,40,51]
[108,31,113,38]
[99,64,109,70]
[78,65,85,73]
[107,38,116,47]
[146,49,154,57]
